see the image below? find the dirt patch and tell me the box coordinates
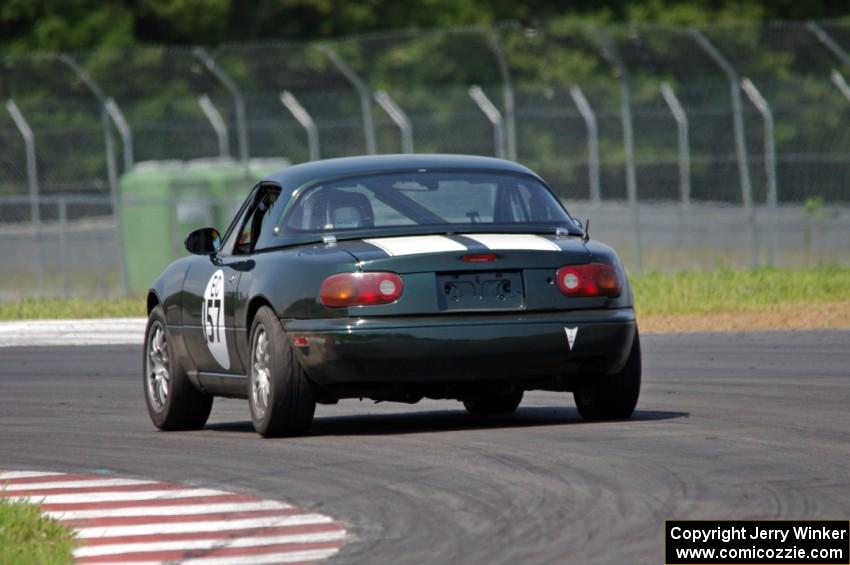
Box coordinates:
[641,302,850,333]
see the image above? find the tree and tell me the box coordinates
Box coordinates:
[2,0,849,54]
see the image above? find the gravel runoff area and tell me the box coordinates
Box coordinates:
[640,301,850,333]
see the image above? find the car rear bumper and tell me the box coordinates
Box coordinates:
[283,308,636,386]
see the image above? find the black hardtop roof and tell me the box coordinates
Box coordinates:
[261,154,543,189]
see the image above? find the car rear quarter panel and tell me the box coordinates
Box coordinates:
[232,245,358,369]
[148,256,197,379]
[237,245,359,323]
[584,240,634,308]
[149,256,194,326]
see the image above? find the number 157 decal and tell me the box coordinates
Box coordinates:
[206,298,221,343]
[202,270,230,370]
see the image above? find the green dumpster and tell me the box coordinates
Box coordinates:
[119,158,289,294]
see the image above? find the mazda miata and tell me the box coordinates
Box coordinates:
[143,155,640,437]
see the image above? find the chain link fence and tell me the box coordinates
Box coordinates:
[2,20,850,299]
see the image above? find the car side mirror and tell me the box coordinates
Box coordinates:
[184,227,221,255]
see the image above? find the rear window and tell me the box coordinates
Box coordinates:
[277,171,571,234]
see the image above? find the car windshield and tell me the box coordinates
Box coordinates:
[276,171,573,235]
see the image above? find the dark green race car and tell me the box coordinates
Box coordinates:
[144,155,640,437]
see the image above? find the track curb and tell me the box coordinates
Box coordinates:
[0,318,146,347]
[0,470,347,564]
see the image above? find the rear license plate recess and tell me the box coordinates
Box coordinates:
[436,270,524,311]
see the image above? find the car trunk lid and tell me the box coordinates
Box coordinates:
[333,233,593,315]
[337,233,589,272]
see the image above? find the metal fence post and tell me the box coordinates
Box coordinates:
[58,197,70,298]
[690,28,758,268]
[58,55,119,194]
[169,192,179,260]
[594,29,641,272]
[468,85,506,159]
[619,77,641,270]
[193,47,250,168]
[830,69,850,101]
[59,54,125,176]
[374,90,414,154]
[489,29,517,161]
[807,21,850,67]
[6,99,44,294]
[105,97,133,172]
[660,82,692,209]
[741,78,778,266]
[280,91,320,162]
[57,53,128,293]
[568,86,601,205]
[198,94,231,158]
[320,45,376,155]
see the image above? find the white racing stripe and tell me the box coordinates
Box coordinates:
[75,513,334,538]
[48,500,291,520]
[74,530,346,558]
[362,232,563,257]
[0,471,65,480]
[9,488,229,504]
[463,233,561,251]
[88,548,340,565]
[2,478,156,492]
[364,235,466,256]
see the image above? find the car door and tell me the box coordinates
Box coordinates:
[207,184,286,373]
[228,183,284,359]
[183,257,244,375]
[181,188,262,377]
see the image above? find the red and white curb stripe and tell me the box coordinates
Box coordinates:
[0,470,347,564]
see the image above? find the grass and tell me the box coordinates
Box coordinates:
[0,497,76,565]
[0,266,849,330]
[0,296,145,320]
[631,264,850,316]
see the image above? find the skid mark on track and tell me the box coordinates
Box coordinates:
[0,470,347,565]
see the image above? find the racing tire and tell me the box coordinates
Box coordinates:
[143,305,213,430]
[248,306,316,437]
[573,328,641,421]
[463,389,524,415]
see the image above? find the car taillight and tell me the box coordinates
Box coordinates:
[320,272,404,307]
[555,263,621,297]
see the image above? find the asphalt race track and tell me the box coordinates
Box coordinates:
[2,330,849,564]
